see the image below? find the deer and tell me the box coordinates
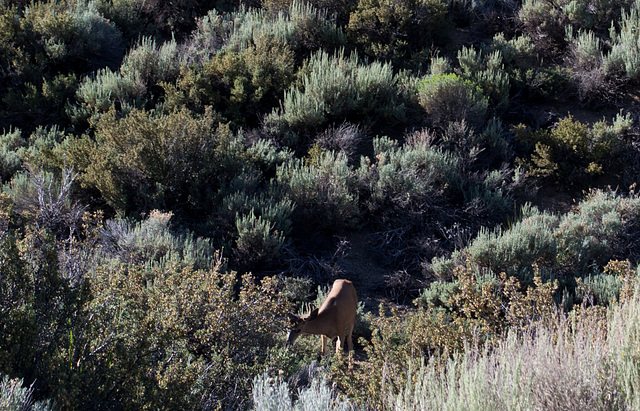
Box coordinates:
[285,279,358,355]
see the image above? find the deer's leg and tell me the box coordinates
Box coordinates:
[336,336,343,354]
[346,324,354,352]
[321,335,328,355]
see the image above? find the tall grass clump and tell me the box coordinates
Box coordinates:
[609,276,640,410]
[387,314,620,410]
[265,49,402,144]
[0,374,52,411]
[252,374,354,410]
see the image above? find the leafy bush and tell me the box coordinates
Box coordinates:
[417,73,488,129]
[68,107,227,215]
[171,35,296,126]
[50,262,293,409]
[514,113,631,182]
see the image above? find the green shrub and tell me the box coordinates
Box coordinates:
[457,46,510,109]
[235,210,287,266]
[435,204,559,279]
[435,190,640,280]
[518,0,630,54]
[577,273,623,306]
[605,0,640,80]
[362,136,461,210]
[264,49,403,144]
[555,190,640,272]
[277,150,360,229]
[417,73,488,129]
[514,113,629,182]
[68,107,228,215]
[171,34,296,126]
[70,36,182,124]
[347,0,447,66]
[0,129,26,182]
[184,2,346,63]
[99,210,220,269]
[491,33,537,68]
[565,29,621,103]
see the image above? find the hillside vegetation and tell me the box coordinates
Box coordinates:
[2,0,640,409]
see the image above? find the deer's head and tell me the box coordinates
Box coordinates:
[284,308,318,348]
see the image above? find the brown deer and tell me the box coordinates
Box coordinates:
[285,279,358,355]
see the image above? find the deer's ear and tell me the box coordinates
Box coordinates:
[288,313,300,323]
[306,308,319,321]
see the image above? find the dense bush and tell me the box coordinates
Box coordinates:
[0,0,123,131]
[417,73,488,129]
[67,108,224,215]
[347,0,447,66]
[171,35,296,126]
[264,49,403,144]
[514,113,632,182]
[434,190,640,281]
